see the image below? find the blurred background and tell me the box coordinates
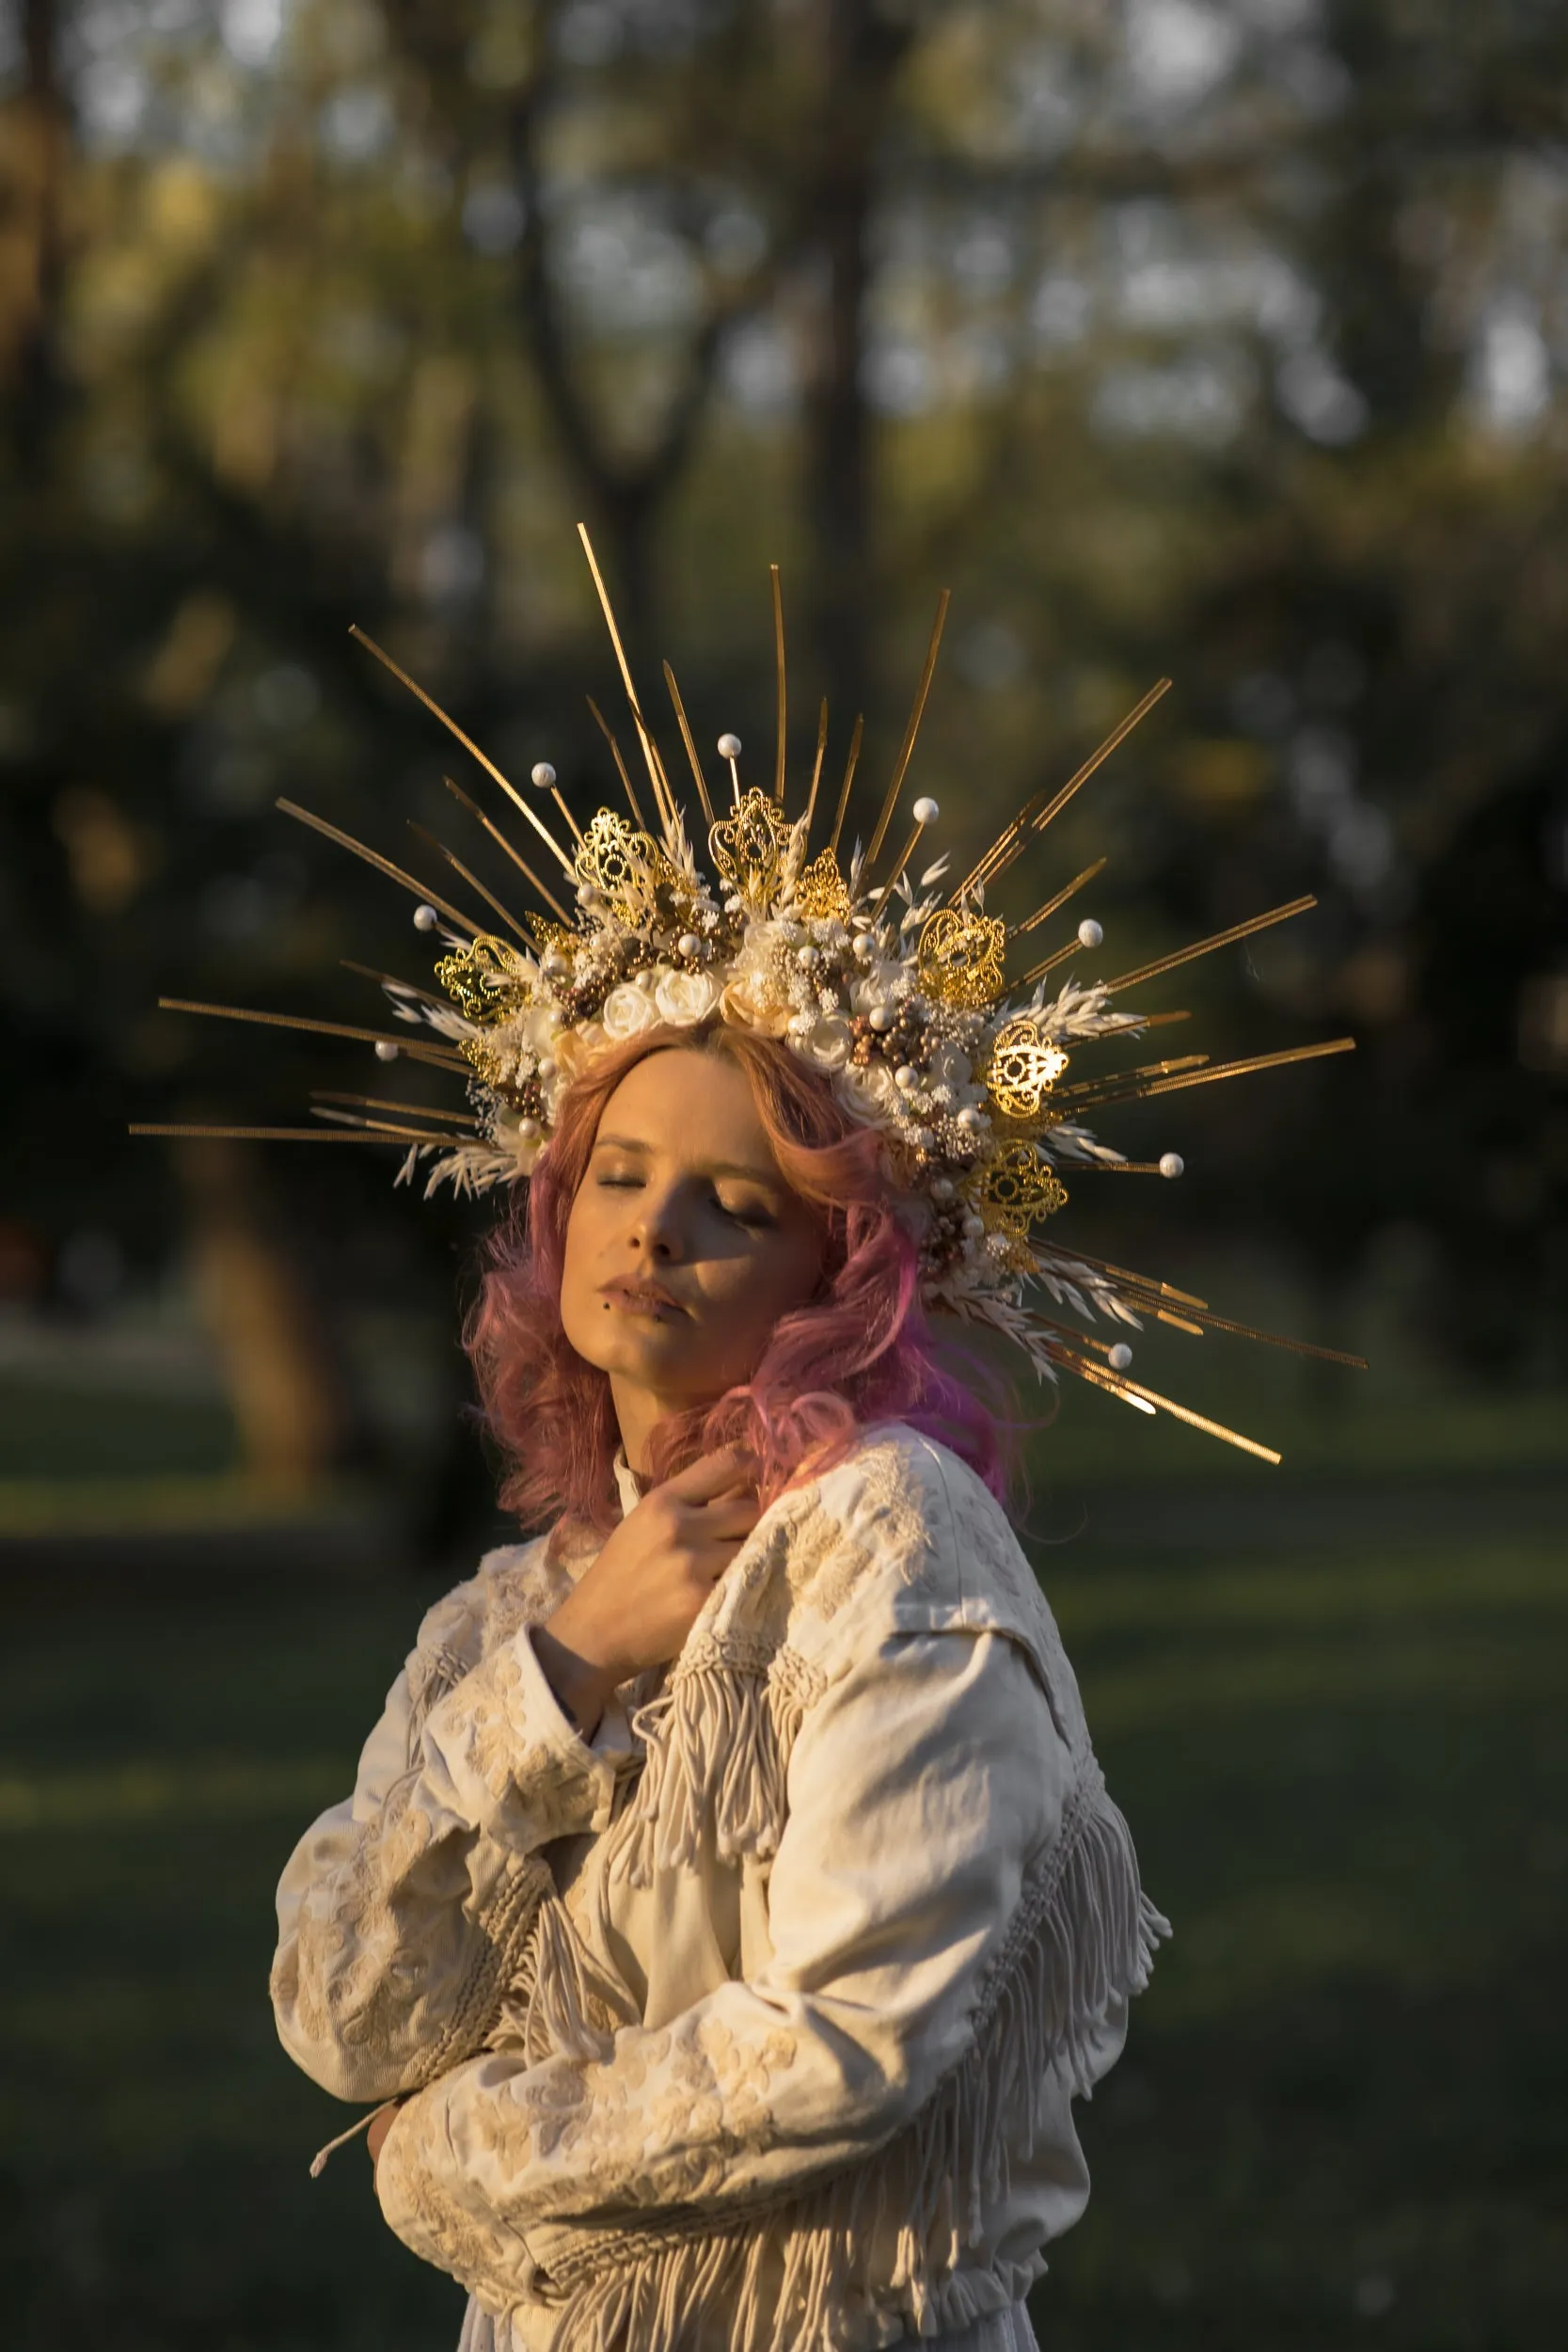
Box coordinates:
[1,1,1564,2345]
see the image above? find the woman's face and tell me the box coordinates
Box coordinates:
[559,1047,825,1447]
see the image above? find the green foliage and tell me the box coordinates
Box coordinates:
[1,1478,1562,2347]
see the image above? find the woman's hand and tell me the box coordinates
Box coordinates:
[533,1446,759,1736]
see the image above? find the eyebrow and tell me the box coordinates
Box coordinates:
[591,1133,783,1187]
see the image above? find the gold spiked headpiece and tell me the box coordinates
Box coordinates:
[138,527,1364,1461]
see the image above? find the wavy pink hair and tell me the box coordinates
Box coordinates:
[466,1021,1008,1533]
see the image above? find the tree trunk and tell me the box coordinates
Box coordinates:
[800,0,911,727]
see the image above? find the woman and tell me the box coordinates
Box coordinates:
[270,1017,1167,2352]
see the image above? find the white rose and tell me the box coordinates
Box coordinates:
[835,1058,902,1125]
[521,1003,564,1055]
[850,965,901,1017]
[601,984,657,1041]
[654,967,721,1026]
[795,1014,852,1072]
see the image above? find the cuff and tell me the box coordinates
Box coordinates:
[419,1625,627,1846]
[376,2072,544,2309]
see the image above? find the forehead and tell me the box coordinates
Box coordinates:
[594,1048,778,1169]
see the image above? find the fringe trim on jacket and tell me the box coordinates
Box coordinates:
[613,1642,824,1890]
[525,1762,1169,2352]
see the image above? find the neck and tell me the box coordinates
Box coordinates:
[610,1375,687,1475]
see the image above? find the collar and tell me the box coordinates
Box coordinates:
[611,1451,644,1519]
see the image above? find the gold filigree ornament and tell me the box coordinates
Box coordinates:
[573,810,662,924]
[708,789,796,907]
[985,1016,1070,1120]
[976,1141,1069,1237]
[434,935,533,1024]
[915,908,1006,1009]
[792,848,853,923]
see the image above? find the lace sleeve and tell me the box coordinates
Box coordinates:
[271,1605,633,2107]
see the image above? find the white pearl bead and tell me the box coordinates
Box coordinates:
[717,732,742,760]
[868,1007,893,1032]
[895,1065,918,1089]
[531,761,557,789]
[911,796,939,825]
[957,1106,981,1131]
[962,1213,987,1239]
[374,1041,399,1062]
[678,933,701,959]
[1107,1343,1133,1372]
[413,904,438,931]
[852,934,876,961]
[517,1116,542,1143]
[930,1177,956,1201]
[1159,1152,1185,1180]
[797,944,818,967]
[1077,917,1103,948]
[537,1057,556,1081]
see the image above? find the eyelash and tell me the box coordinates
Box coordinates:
[594,1172,773,1228]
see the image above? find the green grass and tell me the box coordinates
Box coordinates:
[1,1512,1564,2349]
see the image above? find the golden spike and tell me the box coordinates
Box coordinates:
[542,777,583,847]
[867,589,951,866]
[585,699,648,833]
[1010,859,1107,939]
[956,680,1170,901]
[1015,932,1096,989]
[1018,677,1170,846]
[441,778,576,927]
[340,960,450,1010]
[132,1123,434,1148]
[1089,1036,1356,1106]
[1105,895,1318,993]
[1060,1352,1158,1417]
[1156,1309,1206,1335]
[348,625,577,879]
[275,799,486,935]
[309,1107,471,1144]
[866,806,941,927]
[575,523,675,834]
[1036,1240,1209,1308]
[1053,1052,1210,1098]
[1063,1154,1193,1172]
[828,713,863,860]
[770,564,787,804]
[802,699,829,844]
[661,664,717,828]
[1059,1347,1283,1464]
[313,1091,483,1129]
[156,998,469,1069]
[1148,1304,1367,1367]
[406,822,531,945]
[1108,1008,1192,1031]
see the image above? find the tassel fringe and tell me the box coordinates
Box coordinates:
[540,1769,1169,2352]
[614,1645,821,1890]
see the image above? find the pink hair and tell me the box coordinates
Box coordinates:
[466,1021,1009,1533]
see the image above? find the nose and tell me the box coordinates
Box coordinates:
[629,1182,687,1263]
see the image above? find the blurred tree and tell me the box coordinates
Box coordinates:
[3,0,1565,1512]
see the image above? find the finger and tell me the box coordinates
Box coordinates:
[665,1444,759,1503]
[691,1498,762,1542]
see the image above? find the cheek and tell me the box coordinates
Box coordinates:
[703,1227,822,1333]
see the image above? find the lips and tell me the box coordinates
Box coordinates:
[599,1277,686,1316]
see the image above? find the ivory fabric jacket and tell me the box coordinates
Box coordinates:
[271,1424,1167,2351]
